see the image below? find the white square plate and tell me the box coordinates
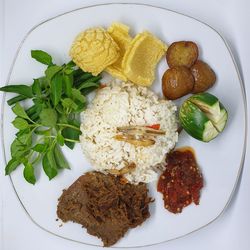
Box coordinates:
[1,3,247,248]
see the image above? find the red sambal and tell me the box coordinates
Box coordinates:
[157,147,203,214]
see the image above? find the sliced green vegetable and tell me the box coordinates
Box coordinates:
[179,92,228,142]
[213,104,228,132]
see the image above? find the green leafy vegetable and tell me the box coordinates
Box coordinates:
[42,151,58,180]
[54,145,70,169]
[23,161,36,184]
[78,81,100,91]
[0,85,33,98]
[56,133,65,146]
[7,95,28,106]
[31,50,53,65]
[63,74,73,97]
[50,73,63,106]
[12,103,30,120]
[5,158,21,175]
[45,65,62,80]
[32,79,42,96]
[72,88,86,103]
[62,98,78,111]
[39,108,57,127]
[32,143,48,153]
[0,50,102,184]
[12,117,29,130]
[62,120,81,149]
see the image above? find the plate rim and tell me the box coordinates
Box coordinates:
[1,2,248,248]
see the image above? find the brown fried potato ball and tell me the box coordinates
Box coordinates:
[166,41,199,68]
[162,66,194,100]
[191,60,216,93]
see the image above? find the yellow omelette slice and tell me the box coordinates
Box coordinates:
[106,23,132,81]
[122,31,167,86]
[70,27,120,76]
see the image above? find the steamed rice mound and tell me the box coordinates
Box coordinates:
[80,81,178,184]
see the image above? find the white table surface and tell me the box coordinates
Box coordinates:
[1,0,249,249]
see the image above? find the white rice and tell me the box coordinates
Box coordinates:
[80,80,178,184]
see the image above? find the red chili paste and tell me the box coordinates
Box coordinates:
[157,147,203,213]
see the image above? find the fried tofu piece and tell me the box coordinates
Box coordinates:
[122,31,167,86]
[106,23,132,81]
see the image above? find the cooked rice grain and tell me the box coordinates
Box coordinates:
[80,81,178,184]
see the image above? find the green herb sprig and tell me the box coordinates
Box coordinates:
[0,50,101,184]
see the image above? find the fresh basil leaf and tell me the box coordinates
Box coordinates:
[32,143,48,153]
[62,120,81,149]
[76,102,87,113]
[31,50,53,65]
[0,85,33,98]
[12,103,30,120]
[81,86,99,96]
[11,138,27,158]
[63,74,73,97]
[0,85,32,97]
[51,73,63,106]
[78,81,99,90]
[56,104,64,114]
[17,130,32,146]
[64,68,74,75]
[74,73,94,87]
[5,158,21,175]
[47,148,57,168]
[54,145,70,169]
[45,65,62,80]
[66,60,76,67]
[15,127,30,137]
[23,161,36,184]
[42,152,57,180]
[56,133,64,146]
[39,108,57,127]
[34,128,51,136]
[38,76,49,89]
[32,98,44,105]
[72,88,86,103]
[62,98,78,111]
[32,79,42,96]
[12,117,29,130]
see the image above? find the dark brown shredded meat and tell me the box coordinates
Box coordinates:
[57,172,152,247]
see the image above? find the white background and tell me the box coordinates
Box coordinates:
[0,0,249,249]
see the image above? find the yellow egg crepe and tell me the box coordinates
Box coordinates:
[122,31,167,86]
[106,23,132,81]
[70,27,120,76]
